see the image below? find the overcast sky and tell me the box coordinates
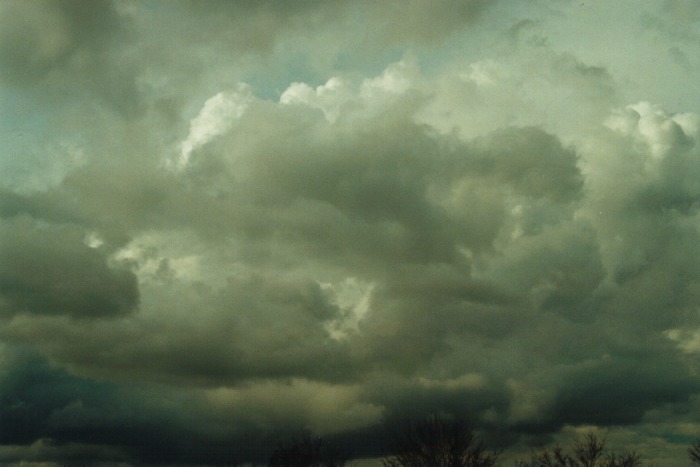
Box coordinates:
[2,0,700,465]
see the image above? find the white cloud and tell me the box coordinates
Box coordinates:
[174,83,253,169]
[665,328,700,354]
[320,278,375,340]
[280,77,354,122]
[360,57,421,98]
[605,101,698,160]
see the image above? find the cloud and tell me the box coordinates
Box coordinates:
[0,216,138,318]
[5,56,700,461]
[2,1,700,465]
[179,0,491,51]
[0,0,121,85]
[175,83,253,169]
[0,0,141,115]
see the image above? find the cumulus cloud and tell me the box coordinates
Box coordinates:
[175,83,253,169]
[2,1,700,465]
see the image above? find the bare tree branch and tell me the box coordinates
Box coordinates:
[381,414,499,467]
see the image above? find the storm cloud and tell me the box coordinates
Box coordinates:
[2,1,700,465]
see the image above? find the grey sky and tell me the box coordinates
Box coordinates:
[2,1,700,465]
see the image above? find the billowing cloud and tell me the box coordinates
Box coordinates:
[2,1,700,466]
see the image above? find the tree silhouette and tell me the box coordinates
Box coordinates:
[689,440,700,465]
[268,434,346,467]
[381,414,499,467]
[516,432,641,467]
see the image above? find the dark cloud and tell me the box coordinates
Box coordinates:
[0,217,138,318]
[0,353,247,464]
[0,0,120,84]
[181,0,491,49]
[0,0,141,115]
[0,355,118,445]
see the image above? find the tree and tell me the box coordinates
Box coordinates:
[516,432,642,467]
[268,434,346,467]
[381,414,499,467]
[689,440,700,465]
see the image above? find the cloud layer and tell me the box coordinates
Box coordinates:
[2,1,700,465]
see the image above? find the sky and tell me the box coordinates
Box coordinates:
[1,0,700,465]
